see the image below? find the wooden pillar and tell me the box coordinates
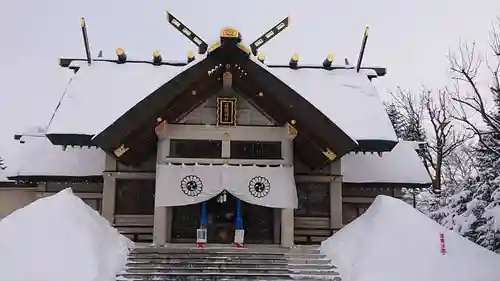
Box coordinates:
[102,173,116,223]
[330,159,343,229]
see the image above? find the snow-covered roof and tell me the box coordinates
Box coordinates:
[49,57,396,145]
[342,141,431,185]
[261,60,397,142]
[321,195,500,281]
[6,136,104,178]
[46,61,197,136]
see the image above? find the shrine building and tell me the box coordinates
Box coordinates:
[2,15,431,247]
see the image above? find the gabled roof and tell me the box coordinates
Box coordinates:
[341,141,432,187]
[47,41,397,168]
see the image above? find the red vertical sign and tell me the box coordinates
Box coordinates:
[440,233,447,255]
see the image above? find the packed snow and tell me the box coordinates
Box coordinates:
[0,188,133,281]
[321,195,500,281]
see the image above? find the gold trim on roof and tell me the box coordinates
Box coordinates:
[286,122,298,137]
[220,27,239,38]
[323,148,337,161]
[208,42,221,53]
[114,144,130,158]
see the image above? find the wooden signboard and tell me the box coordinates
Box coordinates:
[217,97,237,126]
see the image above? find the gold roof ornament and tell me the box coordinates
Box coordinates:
[113,144,129,157]
[116,48,127,63]
[289,54,299,68]
[323,54,335,67]
[187,50,195,63]
[258,53,265,63]
[220,27,239,38]
[286,122,298,137]
[153,50,162,64]
[323,148,337,161]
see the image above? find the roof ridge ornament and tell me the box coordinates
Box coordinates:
[166,11,208,54]
[249,16,290,56]
[355,25,370,72]
[80,17,92,65]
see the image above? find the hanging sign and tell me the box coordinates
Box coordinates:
[217,97,237,126]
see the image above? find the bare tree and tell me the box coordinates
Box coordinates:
[450,17,500,156]
[422,88,470,190]
[390,87,427,141]
[389,87,468,190]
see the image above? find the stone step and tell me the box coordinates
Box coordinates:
[118,272,293,279]
[126,261,289,269]
[291,276,342,281]
[120,267,340,278]
[128,259,290,265]
[129,252,325,259]
[289,269,340,276]
[123,267,289,274]
[287,258,331,265]
[287,264,336,270]
[120,245,340,281]
[132,247,320,255]
[128,258,291,265]
[128,255,290,261]
[116,275,294,281]
[126,261,336,270]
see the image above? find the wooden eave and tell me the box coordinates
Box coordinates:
[342,182,432,189]
[7,175,103,183]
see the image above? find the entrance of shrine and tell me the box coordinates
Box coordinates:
[207,192,237,243]
[171,192,275,244]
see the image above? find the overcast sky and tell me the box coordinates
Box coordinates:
[0,0,499,177]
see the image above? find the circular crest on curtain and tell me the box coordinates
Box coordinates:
[180,175,203,197]
[248,176,271,198]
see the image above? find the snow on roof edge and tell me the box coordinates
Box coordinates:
[342,141,432,185]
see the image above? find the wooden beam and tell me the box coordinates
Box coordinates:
[113,74,223,166]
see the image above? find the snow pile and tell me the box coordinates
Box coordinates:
[0,188,134,281]
[321,195,500,281]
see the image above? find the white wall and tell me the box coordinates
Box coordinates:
[0,188,37,219]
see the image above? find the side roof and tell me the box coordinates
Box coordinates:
[7,136,104,182]
[341,141,432,187]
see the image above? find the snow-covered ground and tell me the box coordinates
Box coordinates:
[0,188,134,281]
[321,195,500,281]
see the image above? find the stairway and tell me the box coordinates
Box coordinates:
[117,244,342,281]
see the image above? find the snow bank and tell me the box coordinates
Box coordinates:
[321,195,500,281]
[0,188,134,281]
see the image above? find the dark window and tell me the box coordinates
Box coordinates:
[83,198,102,214]
[115,179,155,215]
[295,182,330,217]
[342,203,371,224]
[170,139,222,158]
[46,182,103,193]
[230,141,282,159]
